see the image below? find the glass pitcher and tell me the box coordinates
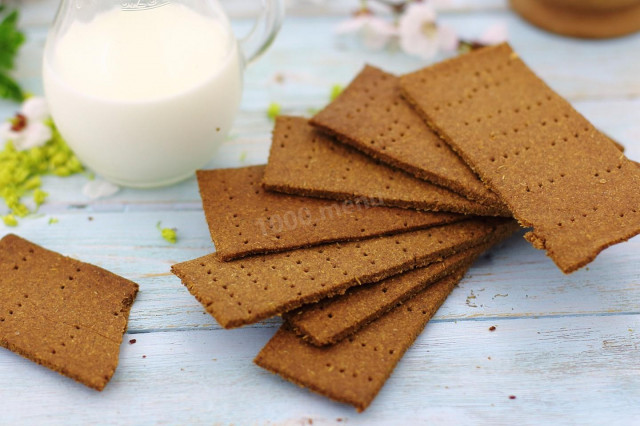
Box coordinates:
[43,0,285,188]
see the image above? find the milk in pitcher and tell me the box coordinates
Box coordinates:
[43,2,243,187]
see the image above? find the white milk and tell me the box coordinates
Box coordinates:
[43,3,243,187]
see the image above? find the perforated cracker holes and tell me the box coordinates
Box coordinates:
[312,66,504,206]
[197,166,463,260]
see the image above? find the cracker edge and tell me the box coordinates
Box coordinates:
[284,220,518,346]
[254,267,468,412]
[399,45,639,273]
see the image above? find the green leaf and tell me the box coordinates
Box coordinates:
[0,10,25,70]
[0,8,24,101]
[0,71,24,101]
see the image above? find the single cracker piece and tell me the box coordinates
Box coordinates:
[263,116,511,217]
[311,65,505,209]
[255,267,469,412]
[285,220,517,346]
[400,43,640,273]
[0,234,139,391]
[197,166,463,260]
[171,218,509,328]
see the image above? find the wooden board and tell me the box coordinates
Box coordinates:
[0,0,639,422]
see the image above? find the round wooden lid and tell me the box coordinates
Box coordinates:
[510,0,640,39]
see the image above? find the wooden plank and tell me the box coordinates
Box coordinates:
[2,215,639,332]
[239,14,640,104]
[0,3,637,422]
[0,97,636,211]
[5,12,640,100]
[0,314,638,423]
[12,0,510,28]
[223,0,510,18]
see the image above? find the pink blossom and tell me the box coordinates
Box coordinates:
[0,97,53,151]
[335,12,397,50]
[398,3,458,60]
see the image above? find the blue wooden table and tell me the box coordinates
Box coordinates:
[1,1,639,424]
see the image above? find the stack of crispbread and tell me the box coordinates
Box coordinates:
[172,43,640,411]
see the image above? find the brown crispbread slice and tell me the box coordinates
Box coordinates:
[263,116,511,217]
[285,246,478,347]
[400,43,640,273]
[311,65,505,209]
[0,234,139,391]
[285,220,517,346]
[254,267,468,412]
[197,166,463,261]
[171,218,509,329]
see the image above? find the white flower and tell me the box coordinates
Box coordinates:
[0,97,53,151]
[478,22,508,45]
[21,97,50,122]
[398,3,458,60]
[335,12,397,50]
[82,179,120,200]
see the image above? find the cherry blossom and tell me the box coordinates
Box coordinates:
[398,2,458,60]
[335,10,398,50]
[0,97,53,151]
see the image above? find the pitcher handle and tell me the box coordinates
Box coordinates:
[237,0,285,65]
